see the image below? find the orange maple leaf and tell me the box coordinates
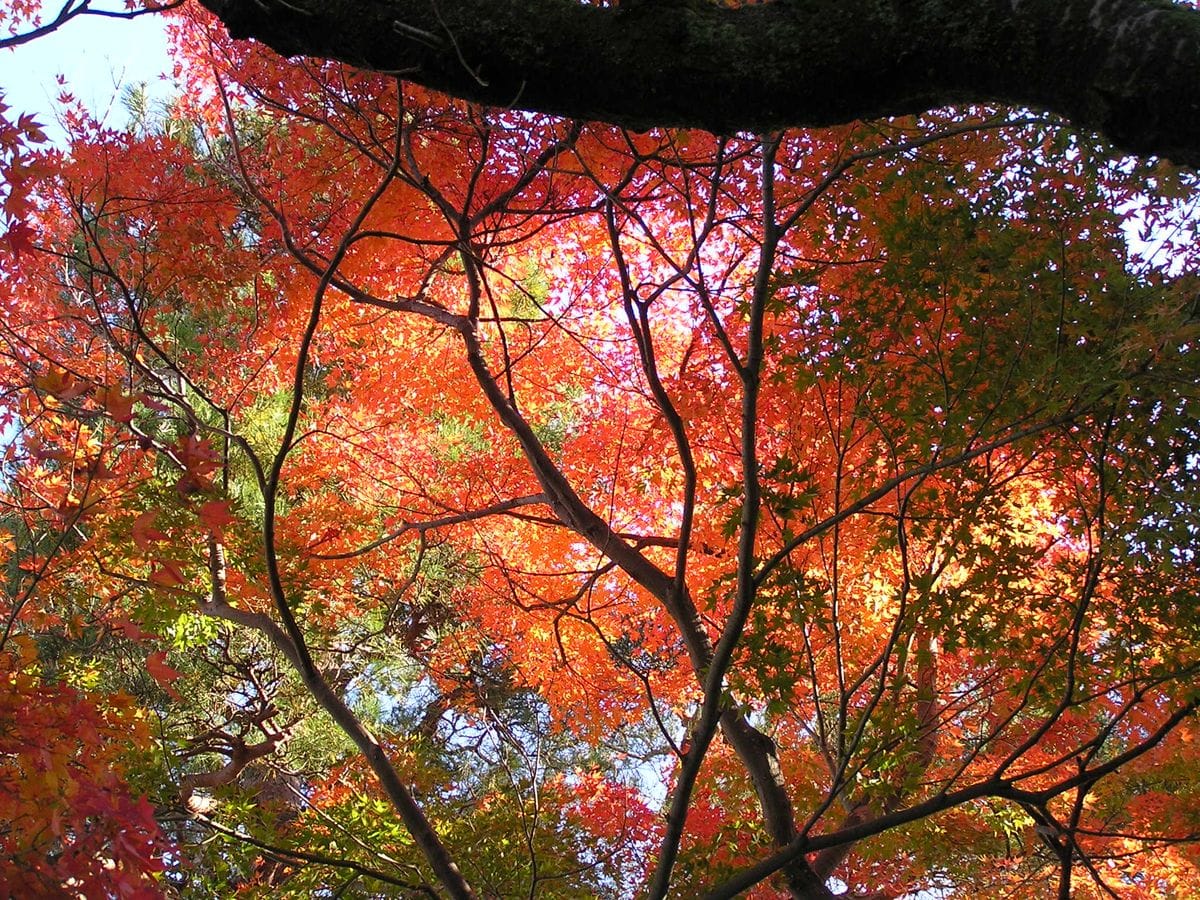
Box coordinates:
[148,559,186,588]
[32,366,89,400]
[97,386,136,424]
[146,650,183,700]
[131,511,168,552]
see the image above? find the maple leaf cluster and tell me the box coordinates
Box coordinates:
[0,3,1198,898]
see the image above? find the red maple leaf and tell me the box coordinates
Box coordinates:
[3,218,36,259]
[198,499,236,535]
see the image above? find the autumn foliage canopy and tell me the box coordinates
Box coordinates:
[2,3,1200,898]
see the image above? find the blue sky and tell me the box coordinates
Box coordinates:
[1,7,173,143]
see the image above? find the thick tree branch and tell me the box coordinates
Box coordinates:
[198,0,1200,166]
[178,728,287,808]
[703,697,1200,899]
[0,0,184,50]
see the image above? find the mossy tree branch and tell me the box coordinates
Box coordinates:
[198,0,1200,166]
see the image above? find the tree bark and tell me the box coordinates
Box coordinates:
[198,0,1200,166]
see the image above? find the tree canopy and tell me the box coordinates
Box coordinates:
[0,2,1198,898]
